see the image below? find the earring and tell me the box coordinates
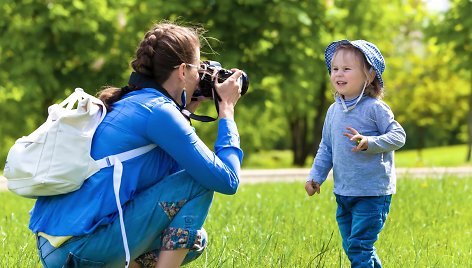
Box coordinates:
[181,88,187,108]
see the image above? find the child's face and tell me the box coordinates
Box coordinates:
[330,49,368,100]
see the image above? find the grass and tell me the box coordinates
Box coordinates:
[1,176,471,267]
[0,195,38,267]
[394,144,470,168]
[243,144,471,168]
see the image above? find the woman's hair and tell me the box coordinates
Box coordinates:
[332,44,383,99]
[98,21,202,111]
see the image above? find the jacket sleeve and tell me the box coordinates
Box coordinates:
[147,102,243,195]
[308,106,333,185]
[366,101,406,154]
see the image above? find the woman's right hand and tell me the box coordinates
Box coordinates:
[214,69,243,120]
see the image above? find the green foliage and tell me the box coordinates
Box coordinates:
[0,0,136,162]
[429,0,472,72]
[0,0,471,166]
[1,177,471,267]
[387,40,469,148]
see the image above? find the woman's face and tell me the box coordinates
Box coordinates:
[184,47,202,97]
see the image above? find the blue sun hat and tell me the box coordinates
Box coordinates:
[324,40,385,87]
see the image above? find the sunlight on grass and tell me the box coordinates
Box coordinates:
[395,144,470,167]
[1,177,471,267]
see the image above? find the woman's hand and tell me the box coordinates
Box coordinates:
[305,180,321,196]
[185,96,206,113]
[214,69,243,120]
[343,127,368,152]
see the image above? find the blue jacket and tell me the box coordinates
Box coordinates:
[29,88,243,236]
[308,95,406,196]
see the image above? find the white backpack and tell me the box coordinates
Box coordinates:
[3,88,155,267]
[4,87,155,197]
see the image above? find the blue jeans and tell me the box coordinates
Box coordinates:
[335,194,392,268]
[36,170,214,267]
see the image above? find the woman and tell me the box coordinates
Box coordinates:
[29,21,244,267]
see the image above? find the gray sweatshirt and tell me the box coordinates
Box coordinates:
[308,95,406,196]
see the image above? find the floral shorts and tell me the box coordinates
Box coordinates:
[135,227,208,267]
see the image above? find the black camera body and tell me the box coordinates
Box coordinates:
[195,60,249,98]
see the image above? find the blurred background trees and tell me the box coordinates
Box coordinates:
[0,0,470,166]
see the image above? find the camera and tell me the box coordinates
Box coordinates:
[194,60,249,98]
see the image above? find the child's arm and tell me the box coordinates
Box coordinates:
[363,101,406,154]
[305,106,334,194]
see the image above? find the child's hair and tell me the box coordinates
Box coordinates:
[332,44,384,99]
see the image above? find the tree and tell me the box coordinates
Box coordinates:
[0,0,139,163]
[388,42,468,162]
[428,0,472,161]
[155,0,329,166]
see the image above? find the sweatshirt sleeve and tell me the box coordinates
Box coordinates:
[147,101,243,195]
[366,101,406,154]
[308,106,334,185]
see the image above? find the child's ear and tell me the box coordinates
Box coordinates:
[369,69,376,84]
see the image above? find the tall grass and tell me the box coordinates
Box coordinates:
[0,195,38,267]
[1,176,471,267]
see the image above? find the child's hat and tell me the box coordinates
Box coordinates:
[325,40,385,87]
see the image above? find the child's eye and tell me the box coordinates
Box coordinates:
[332,67,338,71]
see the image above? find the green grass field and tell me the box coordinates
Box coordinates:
[243,144,471,169]
[1,176,471,267]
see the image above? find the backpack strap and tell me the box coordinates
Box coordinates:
[95,143,157,267]
[95,144,157,169]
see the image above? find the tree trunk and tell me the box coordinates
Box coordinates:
[290,80,329,166]
[311,79,328,156]
[290,115,308,166]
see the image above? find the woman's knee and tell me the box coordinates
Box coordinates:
[164,170,212,197]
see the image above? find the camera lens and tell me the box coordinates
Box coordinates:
[194,60,249,98]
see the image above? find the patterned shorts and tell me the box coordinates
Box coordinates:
[135,228,208,267]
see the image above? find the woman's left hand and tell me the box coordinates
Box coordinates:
[343,127,368,152]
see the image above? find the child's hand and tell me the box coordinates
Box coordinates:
[305,181,321,196]
[343,127,368,152]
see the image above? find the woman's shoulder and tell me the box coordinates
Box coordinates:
[125,88,178,110]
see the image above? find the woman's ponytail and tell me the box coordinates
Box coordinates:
[97,86,132,111]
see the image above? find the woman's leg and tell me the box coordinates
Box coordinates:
[37,170,214,267]
[155,249,189,268]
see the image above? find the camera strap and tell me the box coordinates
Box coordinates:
[128,72,217,122]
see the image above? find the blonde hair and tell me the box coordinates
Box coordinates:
[331,44,384,99]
